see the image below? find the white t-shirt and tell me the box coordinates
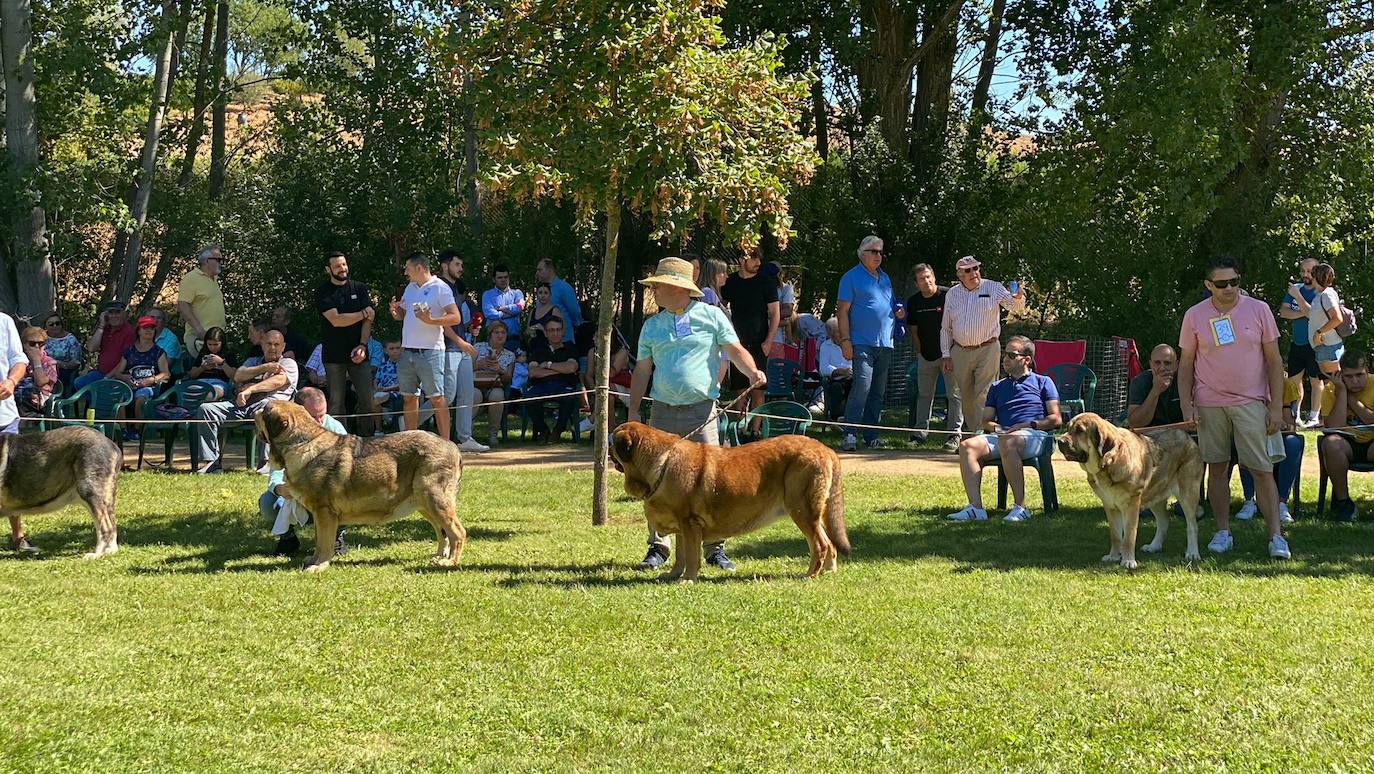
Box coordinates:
[402,277,457,350]
[1308,287,1343,346]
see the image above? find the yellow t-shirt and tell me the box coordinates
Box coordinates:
[1320,378,1374,443]
[176,268,226,334]
[1283,376,1301,406]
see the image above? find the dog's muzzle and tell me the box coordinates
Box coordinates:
[1056,435,1084,462]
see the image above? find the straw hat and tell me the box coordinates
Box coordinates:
[639,257,704,298]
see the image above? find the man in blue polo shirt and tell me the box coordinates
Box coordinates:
[836,235,896,451]
[536,258,582,343]
[947,336,1062,523]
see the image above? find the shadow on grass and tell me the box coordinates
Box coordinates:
[725,505,1374,578]
[7,510,516,574]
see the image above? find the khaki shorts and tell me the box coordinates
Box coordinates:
[1197,402,1286,470]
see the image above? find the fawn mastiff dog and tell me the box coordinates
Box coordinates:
[1057,412,1204,568]
[256,400,465,572]
[610,421,849,581]
[0,425,120,558]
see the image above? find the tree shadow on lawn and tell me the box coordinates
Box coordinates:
[725,506,1374,579]
[9,511,515,575]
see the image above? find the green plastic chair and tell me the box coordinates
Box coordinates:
[46,379,134,451]
[731,400,812,445]
[138,381,218,470]
[1044,363,1098,420]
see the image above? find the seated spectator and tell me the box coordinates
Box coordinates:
[259,387,349,557]
[145,307,183,378]
[526,282,564,350]
[185,327,239,399]
[817,317,852,421]
[1126,344,1183,428]
[195,329,298,474]
[242,319,270,361]
[948,336,1062,523]
[523,318,580,443]
[1237,374,1303,524]
[580,329,633,435]
[1319,349,1374,522]
[473,323,522,446]
[75,301,136,390]
[42,312,82,392]
[304,344,328,388]
[109,316,171,441]
[16,326,57,417]
[371,340,402,434]
[367,335,385,369]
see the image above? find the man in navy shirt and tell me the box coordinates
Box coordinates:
[836,235,896,451]
[947,336,1062,523]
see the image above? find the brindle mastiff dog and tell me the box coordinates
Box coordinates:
[611,421,849,581]
[255,400,465,572]
[0,425,120,558]
[1057,412,1204,568]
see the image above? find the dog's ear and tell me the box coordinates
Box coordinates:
[1097,421,1119,467]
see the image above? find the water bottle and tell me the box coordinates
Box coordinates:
[85,407,95,425]
[1008,280,1020,295]
[891,301,906,341]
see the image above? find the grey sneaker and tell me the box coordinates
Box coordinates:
[705,545,736,572]
[942,436,961,453]
[1268,534,1291,560]
[9,536,39,555]
[909,431,929,444]
[1208,530,1233,554]
[840,434,857,452]
[637,545,670,570]
[865,437,885,449]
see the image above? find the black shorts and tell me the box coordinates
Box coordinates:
[729,340,768,390]
[1332,436,1374,463]
[1287,342,1319,379]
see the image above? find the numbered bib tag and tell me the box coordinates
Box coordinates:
[1209,316,1236,347]
[673,314,691,338]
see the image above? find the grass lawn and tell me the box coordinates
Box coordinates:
[4,462,1374,772]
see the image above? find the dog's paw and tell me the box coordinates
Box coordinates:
[303,560,330,573]
[1120,557,1139,570]
[1184,549,1201,562]
[428,557,457,568]
[1140,542,1163,554]
[1101,552,1122,563]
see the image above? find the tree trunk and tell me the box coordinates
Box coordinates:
[855,0,917,152]
[116,0,181,304]
[208,0,229,198]
[969,0,1005,124]
[178,0,218,188]
[2,0,54,318]
[909,0,960,170]
[591,204,622,526]
[810,19,828,160]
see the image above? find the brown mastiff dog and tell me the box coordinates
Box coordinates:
[1057,412,1204,568]
[256,400,465,572]
[610,421,849,581]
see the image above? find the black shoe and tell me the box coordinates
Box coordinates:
[334,529,349,556]
[1335,498,1358,523]
[272,529,300,556]
[705,545,736,572]
[637,545,669,570]
[9,536,39,555]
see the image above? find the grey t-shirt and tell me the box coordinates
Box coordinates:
[241,356,299,404]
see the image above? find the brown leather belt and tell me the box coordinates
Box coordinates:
[954,337,998,349]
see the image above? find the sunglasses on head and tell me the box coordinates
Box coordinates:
[1209,277,1241,289]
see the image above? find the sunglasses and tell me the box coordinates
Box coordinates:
[25,340,44,347]
[864,249,885,256]
[1003,350,1029,358]
[1209,277,1241,289]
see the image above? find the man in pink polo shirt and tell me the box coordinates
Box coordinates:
[1177,255,1290,559]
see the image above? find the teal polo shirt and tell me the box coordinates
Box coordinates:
[637,301,740,407]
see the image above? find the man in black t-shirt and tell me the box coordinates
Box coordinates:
[903,263,963,449]
[523,318,581,442]
[315,251,376,436]
[720,247,779,428]
[1126,344,1184,428]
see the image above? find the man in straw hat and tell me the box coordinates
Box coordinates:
[626,256,768,573]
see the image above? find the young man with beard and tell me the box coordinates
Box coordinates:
[315,251,376,436]
[438,250,488,452]
[720,246,779,436]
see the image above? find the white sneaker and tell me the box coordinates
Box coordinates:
[947,505,988,522]
[1208,529,1233,554]
[1269,534,1291,560]
[1003,505,1031,522]
[578,418,594,433]
[457,437,490,452]
[1279,502,1293,524]
[1235,499,1258,521]
[1304,412,1321,428]
[841,434,858,452]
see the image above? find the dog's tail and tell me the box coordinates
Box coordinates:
[824,459,850,556]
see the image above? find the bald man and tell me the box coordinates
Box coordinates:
[1127,344,1184,428]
